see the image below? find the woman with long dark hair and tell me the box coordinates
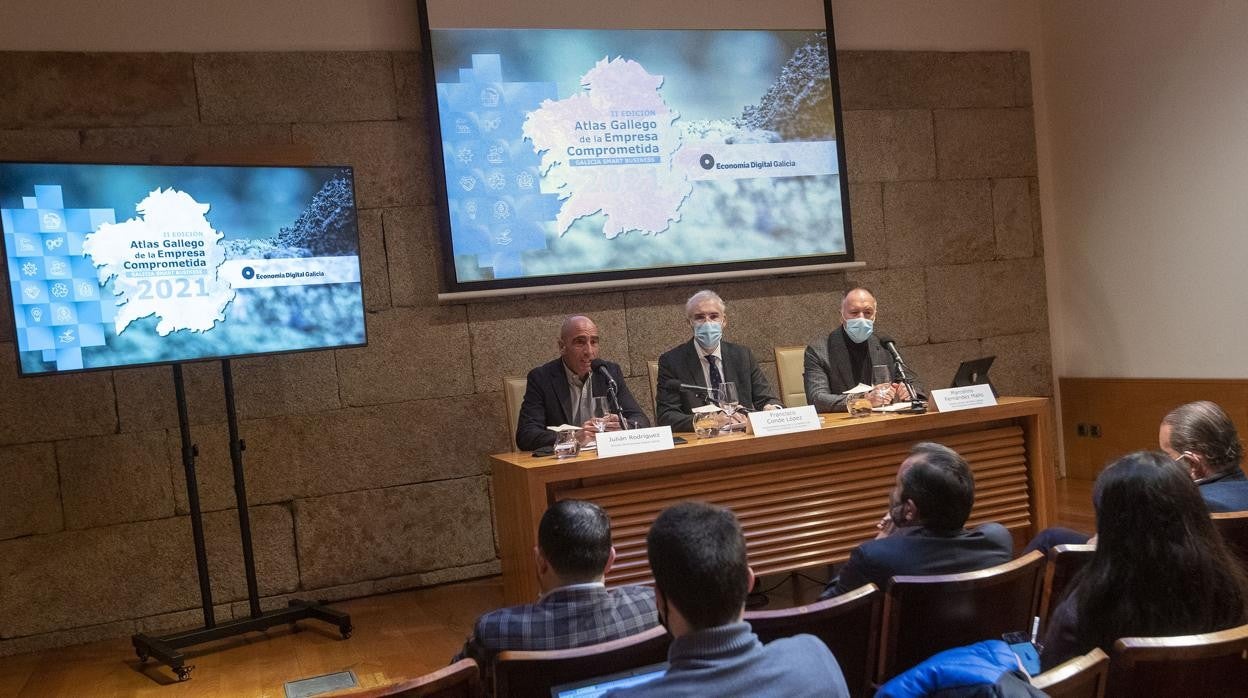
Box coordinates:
[1040,450,1248,668]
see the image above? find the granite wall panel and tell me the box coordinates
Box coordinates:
[0,47,1051,653]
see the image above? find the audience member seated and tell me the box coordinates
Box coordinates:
[1160,400,1248,512]
[1026,399,1248,556]
[655,290,782,433]
[820,442,1013,599]
[1039,451,1248,670]
[455,500,658,681]
[515,315,649,452]
[604,501,849,698]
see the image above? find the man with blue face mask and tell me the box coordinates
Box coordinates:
[655,290,782,433]
[803,287,914,412]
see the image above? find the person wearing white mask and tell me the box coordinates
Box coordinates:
[655,290,782,433]
[803,287,913,412]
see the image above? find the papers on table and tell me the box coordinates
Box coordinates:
[872,402,916,413]
[842,383,873,395]
[546,424,582,431]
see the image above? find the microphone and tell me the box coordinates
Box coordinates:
[591,359,627,429]
[591,358,618,390]
[664,379,716,397]
[877,335,906,367]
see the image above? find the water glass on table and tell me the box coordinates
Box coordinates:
[871,364,893,405]
[591,396,612,433]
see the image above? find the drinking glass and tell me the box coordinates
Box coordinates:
[554,429,580,459]
[591,396,612,432]
[719,382,740,418]
[871,364,892,404]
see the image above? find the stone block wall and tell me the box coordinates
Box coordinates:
[0,49,1049,654]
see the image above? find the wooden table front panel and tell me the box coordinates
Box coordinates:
[489,398,1054,604]
[566,426,1030,588]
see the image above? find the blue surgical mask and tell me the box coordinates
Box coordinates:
[844,317,874,343]
[694,321,722,350]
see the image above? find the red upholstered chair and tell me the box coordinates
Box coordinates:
[1106,622,1248,697]
[1211,511,1248,577]
[493,625,670,698]
[745,583,881,698]
[1038,543,1096,633]
[1030,647,1108,698]
[342,658,483,697]
[877,550,1045,682]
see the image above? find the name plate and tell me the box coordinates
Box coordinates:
[748,405,821,436]
[931,385,997,412]
[596,426,675,458]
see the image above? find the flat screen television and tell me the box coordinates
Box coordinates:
[0,162,368,376]
[418,0,854,299]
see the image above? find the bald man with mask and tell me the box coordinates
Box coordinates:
[515,315,649,452]
[803,287,916,412]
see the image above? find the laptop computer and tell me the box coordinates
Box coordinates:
[549,662,668,698]
[951,356,997,396]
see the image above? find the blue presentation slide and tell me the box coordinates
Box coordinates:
[431,28,847,284]
[1,163,367,375]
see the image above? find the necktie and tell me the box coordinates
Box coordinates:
[706,354,723,394]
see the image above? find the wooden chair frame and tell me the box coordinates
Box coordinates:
[745,583,881,698]
[493,625,670,698]
[1030,647,1108,698]
[341,658,482,697]
[1038,543,1096,633]
[1107,622,1248,696]
[877,550,1045,682]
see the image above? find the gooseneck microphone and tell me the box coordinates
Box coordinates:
[591,359,627,429]
[876,334,925,412]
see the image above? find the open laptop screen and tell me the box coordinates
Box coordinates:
[550,662,668,698]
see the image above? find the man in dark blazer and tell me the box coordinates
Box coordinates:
[1161,400,1248,512]
[821,442,1013,599]
[655,290,782,433]
[804,287,918,412]
[455,500,658,686]
[515,315,649,452]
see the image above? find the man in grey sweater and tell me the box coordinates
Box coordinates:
[606,501,848,698]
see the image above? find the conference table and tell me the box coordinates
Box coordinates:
[490,397,1056,605]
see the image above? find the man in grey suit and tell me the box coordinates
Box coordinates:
[804,287,915,412]
[655,290,782,432]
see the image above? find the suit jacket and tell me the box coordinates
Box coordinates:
[1200,467,1248,512]
[821,523,1014,598]
[804,327,922,413]
[515,358,649,452]
[456,584,658,686]
[655,340,781,433]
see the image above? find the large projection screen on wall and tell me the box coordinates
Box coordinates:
[419,0,854,300]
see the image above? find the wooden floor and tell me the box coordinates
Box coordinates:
[0,479,1097,697]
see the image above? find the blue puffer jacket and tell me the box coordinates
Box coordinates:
[875,640,1045,698]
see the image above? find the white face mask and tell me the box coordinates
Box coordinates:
[844,317,874,343]
[693,321,722,350]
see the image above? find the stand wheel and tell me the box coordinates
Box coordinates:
[340,625,353,640]
[175,665,193,682]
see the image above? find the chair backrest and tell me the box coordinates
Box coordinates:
[1030,647,1108,698]
[647,360,659,414]
[1039,543,1096,633]
[345,658,483,697]
[1212,511,1248,577]
[745,583,881,698]
[1107,622,1248,697]
[493,625,671,698]
[774,345,808,408]
[503,377,527,449]
[878,550,1045,682]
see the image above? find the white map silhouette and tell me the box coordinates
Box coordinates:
[523,57,691,239]
[83,188,235,336]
